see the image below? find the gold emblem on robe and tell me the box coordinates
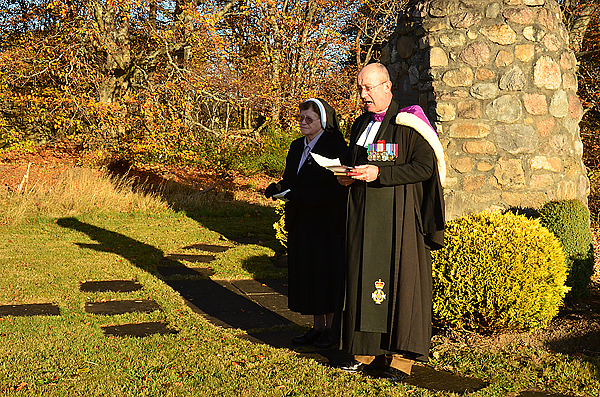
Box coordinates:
[371,279,386,304]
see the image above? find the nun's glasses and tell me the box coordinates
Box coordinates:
[297,115,320,124]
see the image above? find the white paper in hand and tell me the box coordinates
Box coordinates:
[272,189,291,202]
[310,152,350,174]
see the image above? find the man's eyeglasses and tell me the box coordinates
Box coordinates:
[298,115,319,124]
[357,80,389,93]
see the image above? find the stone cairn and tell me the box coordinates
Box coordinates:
[381,0,588,219]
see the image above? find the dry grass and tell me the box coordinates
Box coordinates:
[0,167,168,224]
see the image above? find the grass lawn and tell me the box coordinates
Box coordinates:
[0,168,599,396]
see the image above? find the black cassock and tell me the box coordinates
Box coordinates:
[278,132,348,315]
[341,101,445,362]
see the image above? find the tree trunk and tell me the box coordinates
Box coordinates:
[266,1,282,123]
[149,0,157,30]
[292,0,317,97]
[568,5,596,53]
[174,0,197,63]
[90,0,132,138]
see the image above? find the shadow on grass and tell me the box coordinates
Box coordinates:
[104,162,282,246]
[55,217,290,332]
[56,217,165,273]
[102,162,289,277]
[546,330,600,358]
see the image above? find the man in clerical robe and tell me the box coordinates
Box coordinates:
[337,63,446,382]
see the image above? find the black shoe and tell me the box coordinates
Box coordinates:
[380,367,410,383]
[292,328,322,345]
[338,359,369,373]
[313,328,334,349]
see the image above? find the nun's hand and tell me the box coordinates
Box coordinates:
[264,183,282,198]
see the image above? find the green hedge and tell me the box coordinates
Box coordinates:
[538,199,594,300]
[193,127,292,177]
[432,211,568,331]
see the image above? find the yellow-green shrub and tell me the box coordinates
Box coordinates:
[432,211,569,331]
[273,201,287,248]
[538,199,594,300]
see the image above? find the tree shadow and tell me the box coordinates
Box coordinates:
[104,162,283,252]
[55,217,290,333]
[102,163,288,275]
[544,281,600,361]
[504,206,540,219]
[56,217,165,273]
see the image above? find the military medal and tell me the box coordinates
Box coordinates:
[371,279,386,304]
[367,140,398,162]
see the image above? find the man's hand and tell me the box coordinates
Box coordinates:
[349,164,379,183]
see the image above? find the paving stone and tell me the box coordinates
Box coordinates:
[80,280,142,293]
[252,295,311,327]
[0,303,60,317]
[85,300,161,315]
[403,365,488,393]
[249,294,292,312]
[231,280,311,327]
[102,322,178,337]
[156,266,215,277]
[165,253,215,263]
[166,279,288,330]
[181,243,230,253]
[231,279,289,295]
[188,267,216,276]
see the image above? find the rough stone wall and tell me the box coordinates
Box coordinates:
[381,0,588,219]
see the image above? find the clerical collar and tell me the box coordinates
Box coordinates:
[370,107,389,123]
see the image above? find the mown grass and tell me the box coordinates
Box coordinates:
[0,167,599,396]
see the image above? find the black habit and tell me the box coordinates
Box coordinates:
[277,125,348,315]
[341,101,445,362]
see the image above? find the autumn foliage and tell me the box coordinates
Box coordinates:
[0,0,392,170]
[573,1,600,218]
[1,0,600,182]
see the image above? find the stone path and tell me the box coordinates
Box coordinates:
[0,280,174,337]
[155,243,576,396]
[0,303,60,317]
[84,299,162,315]
[80,280,143,293]
[102,321,177,337]
[157,264,491,394]
[80,280,175,337]
[0,241,580,395]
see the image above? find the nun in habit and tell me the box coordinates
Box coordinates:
[265,98,347,349]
